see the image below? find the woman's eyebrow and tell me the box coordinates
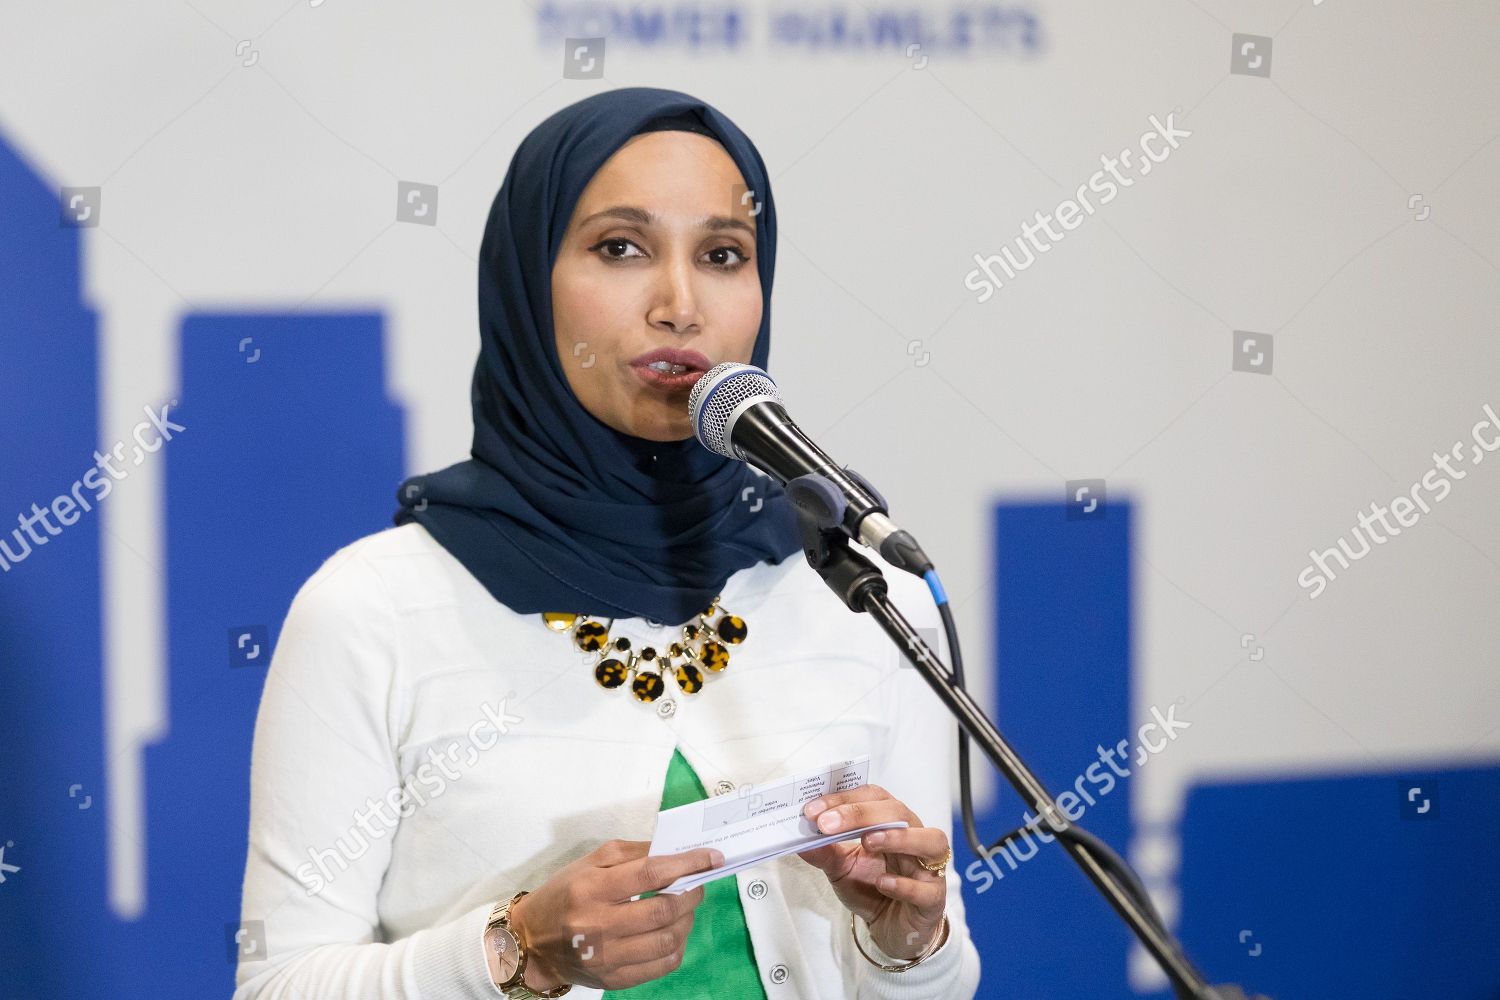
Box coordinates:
[578,204,753,236]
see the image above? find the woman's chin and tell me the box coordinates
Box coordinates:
[640,418,698,444]
[614,400,698,442]
[633,425,697,444]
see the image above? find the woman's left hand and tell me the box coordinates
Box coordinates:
[795,784,949,961]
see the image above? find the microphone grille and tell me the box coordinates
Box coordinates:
[688,362,781,457]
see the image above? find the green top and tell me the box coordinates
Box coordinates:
[601,747,769,1000]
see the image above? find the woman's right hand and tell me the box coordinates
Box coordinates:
[506,839,725,992]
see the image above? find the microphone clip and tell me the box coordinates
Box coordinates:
[786,473,888,614]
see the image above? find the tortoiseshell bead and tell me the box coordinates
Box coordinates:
[715,614,748,645]
[594,658,628,689]
[611,636,632,654]
[631,670,665,702]
[699,640,730,672]
[574,619,609,652]
[542,612,577,632]
[674,661,704,694]
[681,623,701,642]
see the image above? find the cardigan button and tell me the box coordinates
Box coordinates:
[656,698,676,719]
[713,779,736,795]
[747,878,767,900]
[769,964,788,985]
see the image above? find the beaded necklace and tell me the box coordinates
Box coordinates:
[540,595,748,704]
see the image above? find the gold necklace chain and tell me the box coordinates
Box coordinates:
[540,596,748,704]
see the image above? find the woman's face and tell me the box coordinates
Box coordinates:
[551,129,762,442]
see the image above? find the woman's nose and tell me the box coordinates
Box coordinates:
[647,259,704,334]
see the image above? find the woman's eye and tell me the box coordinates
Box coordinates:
[593,237,645,261]
[705,246,750,270]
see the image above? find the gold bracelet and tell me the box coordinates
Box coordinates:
[850,912,949,972]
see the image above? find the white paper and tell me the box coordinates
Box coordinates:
[648,754,907,895]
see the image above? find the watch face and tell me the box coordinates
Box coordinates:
[488,925,521,982]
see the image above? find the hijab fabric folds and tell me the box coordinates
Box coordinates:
[393,87,802,625]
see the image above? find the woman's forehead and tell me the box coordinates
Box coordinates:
[573,132,750,222]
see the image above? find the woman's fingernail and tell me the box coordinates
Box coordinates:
[805,799,825,817]
[710,849,724,866]
[819,811,841,832]
[867,831,886,846]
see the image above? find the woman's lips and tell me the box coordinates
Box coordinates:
[629,348,713,393]
[630,347,714,371]
[632,362,707,392]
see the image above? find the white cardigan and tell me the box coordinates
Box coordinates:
[233,521,983,999]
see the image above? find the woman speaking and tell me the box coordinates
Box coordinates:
[234,87,981,999]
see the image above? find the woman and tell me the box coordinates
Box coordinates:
[234,86,981,999]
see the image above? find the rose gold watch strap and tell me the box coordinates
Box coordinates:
[495,891,571,998]
[487,892,531,995]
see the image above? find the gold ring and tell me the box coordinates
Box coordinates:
[917,847,951,878]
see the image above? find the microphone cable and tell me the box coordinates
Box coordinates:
[923,568,1196,1000]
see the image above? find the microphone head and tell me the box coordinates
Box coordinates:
[688,362,782,457]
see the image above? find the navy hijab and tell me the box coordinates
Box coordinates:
[393,87,802,625]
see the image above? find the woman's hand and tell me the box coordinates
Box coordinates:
[795,785,949,961]
[507,839,723,991]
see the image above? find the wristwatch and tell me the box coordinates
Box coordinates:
[483,890,572,998]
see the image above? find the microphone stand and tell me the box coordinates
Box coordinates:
[785,475,1247,1000]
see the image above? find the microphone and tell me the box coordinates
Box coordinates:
[688,362,933,576]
